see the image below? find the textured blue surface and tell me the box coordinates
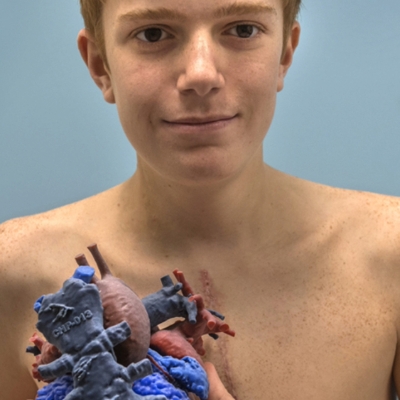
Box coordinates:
[35,376,74,400]
[165,356,209,400]
[133,372,190,400]
[136,349,209,400]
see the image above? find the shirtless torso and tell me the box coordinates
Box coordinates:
[1,167,400,400]
[2,0,399,398]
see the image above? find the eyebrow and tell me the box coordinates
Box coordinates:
[214,3,277,18]
[117,2,277,23]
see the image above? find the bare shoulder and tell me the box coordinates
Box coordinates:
[0,183,126,322]
[288,172,400,239]
[285,173,400,274]
[1,201,90,272]
[326,187,400,391]
[0,215,62,398]
[2,181,123,251]
[304,179,400,293]
[0,189,118,399]
[317,182,400,245]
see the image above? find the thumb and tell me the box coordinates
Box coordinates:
[204,362,235,400]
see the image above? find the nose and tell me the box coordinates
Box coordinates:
[176,31,225,97]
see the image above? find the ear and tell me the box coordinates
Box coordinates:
[277,22,301,92]
[77,29,115,104]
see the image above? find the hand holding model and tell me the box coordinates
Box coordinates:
[27,244,235,400]
[204,363,235,400]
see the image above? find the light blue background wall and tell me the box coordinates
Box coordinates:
[1,0,399,223]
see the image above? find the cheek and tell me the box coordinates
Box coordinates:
[110,63,164,147]
[238,64,279,133]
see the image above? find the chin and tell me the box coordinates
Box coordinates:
[165,159,247,187]
[138,145,259,187]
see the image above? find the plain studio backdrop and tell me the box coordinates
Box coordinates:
[0,0,399,223]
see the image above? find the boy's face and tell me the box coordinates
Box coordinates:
[91,0,299,184]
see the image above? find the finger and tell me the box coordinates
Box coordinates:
[204,362,235,400]
[225,328,236,337]
[191,294,205,310]
[207,318,217,330]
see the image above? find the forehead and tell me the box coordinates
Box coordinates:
[102,0,283,29]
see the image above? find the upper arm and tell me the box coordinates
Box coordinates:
[382,199,400,398]
[0,348,38,400]
[355,194,400,397]
[0,219,43,399]
[0,270,39,400]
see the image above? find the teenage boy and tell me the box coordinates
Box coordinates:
[2,0,400,399]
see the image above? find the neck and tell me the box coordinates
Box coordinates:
[117,159,289,254]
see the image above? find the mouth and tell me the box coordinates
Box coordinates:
[165,115,237,125]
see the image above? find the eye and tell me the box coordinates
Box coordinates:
[135,27,169,43]
[227,24,261,39]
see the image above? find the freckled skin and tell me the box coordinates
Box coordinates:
[2,173,400,400]
[1,0,400,399]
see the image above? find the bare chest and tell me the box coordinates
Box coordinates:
[197,260,397,400]
[29,238,399,400]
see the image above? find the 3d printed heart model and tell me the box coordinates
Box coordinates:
[27,244,235,400]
